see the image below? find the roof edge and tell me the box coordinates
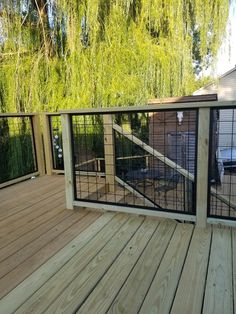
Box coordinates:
[194,66,236,94]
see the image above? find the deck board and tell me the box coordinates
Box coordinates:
[0,175,235,314]
[0,210,83,278]
[44,216,145,314]
[0,176,63,211]
[202,226,233,314]
[107,219,176,314]
[76,218,158,314]
[0,211,100,298]
[15,214,130,314]
[0,193,65,239]
[0,198,65,249]
[139,223,194,314]
[0,175,54,202]
[0,212,116,314]
[0,205,70,262]
[171,227,212,314]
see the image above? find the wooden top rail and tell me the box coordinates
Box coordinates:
[0,113,37,117]
[59,100,236,115]
[43,112,61,116]
[2,98,235,118]
[0,113,61,117]
[149,94,218,104]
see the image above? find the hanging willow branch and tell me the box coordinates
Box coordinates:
[0,0,230,113]
[33,0,50,58]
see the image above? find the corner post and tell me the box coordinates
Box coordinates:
[196,107,210,228]
[103,114,115,193]
[41,114,53,175]
[32,114,45,175]
[61,113,74,209]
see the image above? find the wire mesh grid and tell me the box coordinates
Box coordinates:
[208,108,236,219]
[49,115,64,170]
[71,109,197,214]
[72,114,106,202]
[0,116,37,184]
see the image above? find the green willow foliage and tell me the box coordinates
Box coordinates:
[0,0,229,113]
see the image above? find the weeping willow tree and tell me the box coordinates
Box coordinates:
[0,0,230,113]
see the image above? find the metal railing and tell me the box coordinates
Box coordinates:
[46,113,64,172]
[208,107,236,221]
[0,113,45,188]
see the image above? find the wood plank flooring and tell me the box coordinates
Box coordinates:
[0,175,235,314]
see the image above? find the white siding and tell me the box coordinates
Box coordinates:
[194,69,236,148]
[218,70,236,100]
[218,109,236,147]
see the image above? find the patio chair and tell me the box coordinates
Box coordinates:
[155,173,180,206]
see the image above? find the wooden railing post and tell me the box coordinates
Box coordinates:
[196,108,210,228]
[32,114,45,176]
[103,114,115,193]
[41,114,53,175]
[61,113,74,209]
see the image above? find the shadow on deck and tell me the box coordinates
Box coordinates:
[0,175,235,313]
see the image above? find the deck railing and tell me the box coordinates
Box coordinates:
[0,113,45,188]
[0,112,63,187]
[1,100,236,227]
[60,100,236,227]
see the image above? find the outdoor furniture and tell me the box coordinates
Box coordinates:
[125,168,163,188]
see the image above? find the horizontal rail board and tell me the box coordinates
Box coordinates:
[59,100,236,115]
[149,94,218,104]
[73,200,196,222]
[207,217,236,227]
[0,172,40,189]
[43,113,61,116]
[51,170,106,177]
[0,113,37,117]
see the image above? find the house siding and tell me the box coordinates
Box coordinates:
[194,68,236,148]
[218,70,236,100]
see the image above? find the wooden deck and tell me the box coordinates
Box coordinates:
[0,175,235,314]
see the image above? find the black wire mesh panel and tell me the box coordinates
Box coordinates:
[208,108,236,219]
[72,114,105,201]
[71,109,197,215]
[0,116,37,184]
[49,115,64,170]
[114,110,197,213]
